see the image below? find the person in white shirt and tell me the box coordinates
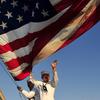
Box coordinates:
[29,60,59,100]
[17,80,39,100]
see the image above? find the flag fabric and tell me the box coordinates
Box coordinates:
[0,0,100,80]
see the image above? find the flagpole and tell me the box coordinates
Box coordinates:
[0,89,6,100]
[0,62,26,100]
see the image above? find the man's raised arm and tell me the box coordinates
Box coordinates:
[51,60,59,87]
[17,86,35,99]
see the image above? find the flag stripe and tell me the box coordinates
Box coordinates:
[54,0,74,12]
[0,38,38,62]
[9,63,29,76]
[5,55,32,70]
[50,0,62,6]
[60,5,100,49]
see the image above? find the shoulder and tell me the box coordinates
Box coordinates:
[35,80,43,84]
[30,91,35,94]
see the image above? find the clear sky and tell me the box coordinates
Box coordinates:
[0,22,100,100]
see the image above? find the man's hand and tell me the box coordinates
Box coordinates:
[17,86,23,92]
[51,60,58,71]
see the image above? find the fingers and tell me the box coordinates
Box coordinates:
[53,60,59,64]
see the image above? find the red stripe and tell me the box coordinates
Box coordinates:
[54,0,75,12]
[5,54,33,70]
[5,59,22,69]
[5,56,31,70]
[0,33,38,54]
[59,5,100,49]
[13,65,32,81]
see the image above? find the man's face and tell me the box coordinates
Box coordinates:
[42,74,50,83]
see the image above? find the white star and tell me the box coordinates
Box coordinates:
[32,11,35,17]
[22,5,28,12]
[11,0,18,8]
[35,2,39,9]
[41,10,49,17]
[1,0,6,4]
[0,21,7,30]
[17,15,23,23]
[5,11,13,19]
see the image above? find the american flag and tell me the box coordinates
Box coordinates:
[0,0,100,80]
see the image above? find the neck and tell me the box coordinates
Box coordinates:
[29,87,33,91]
[43,81,49,83]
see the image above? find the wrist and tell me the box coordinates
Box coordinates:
[52,68,56,72]
[21,89,23,92]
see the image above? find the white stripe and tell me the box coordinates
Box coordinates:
[0,6,71,46]
[49,0,62,6]
[29,6,71,33]
[9,63,28,76]
[0,38,38,62]
[32,0,98,65]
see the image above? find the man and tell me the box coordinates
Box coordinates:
[17,80,39,100]
[29,60,59,100]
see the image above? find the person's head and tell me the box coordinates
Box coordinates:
[27,80,34,90]
[41,71,50,83]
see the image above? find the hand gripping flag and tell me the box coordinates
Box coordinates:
[0,0,100,80]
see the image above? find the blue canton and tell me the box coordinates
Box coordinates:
[0,0,56,34]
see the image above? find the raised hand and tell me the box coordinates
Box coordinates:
[51,60,58,71]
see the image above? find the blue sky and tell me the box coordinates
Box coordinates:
[0,22,100,100]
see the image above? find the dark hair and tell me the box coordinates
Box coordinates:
[41,74,50,79]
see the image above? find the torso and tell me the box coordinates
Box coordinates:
[36,81,55,100]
